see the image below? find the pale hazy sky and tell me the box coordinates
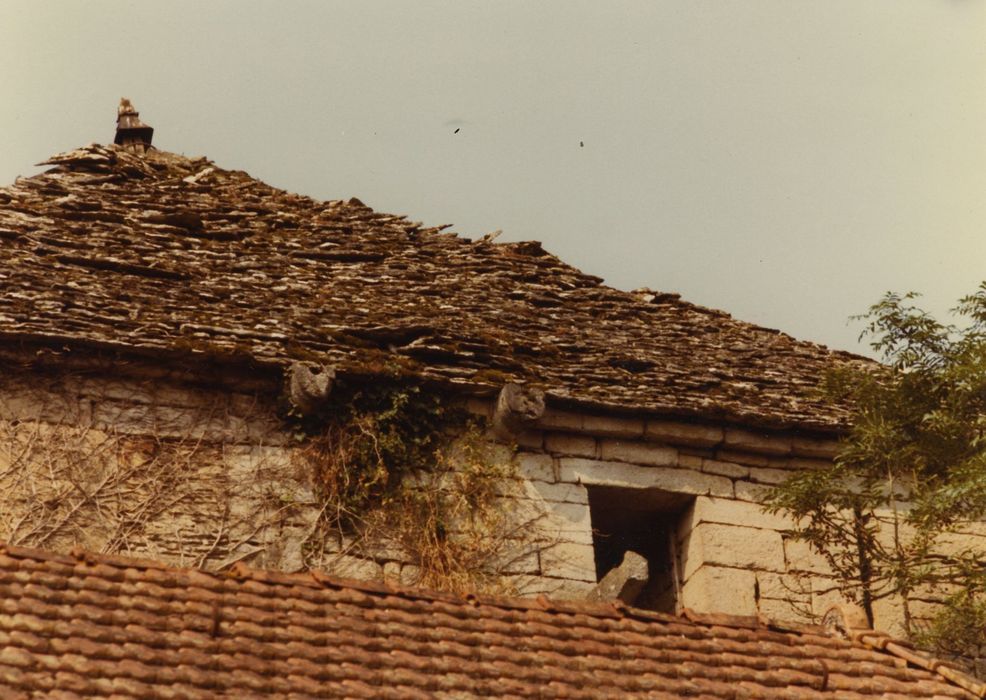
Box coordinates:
[3,1,985,356]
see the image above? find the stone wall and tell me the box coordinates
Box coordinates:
[0,369,318,573]
[0,369,573,590]
[481,403,986,644]
[477,403,841,608]
[3,367,985,644]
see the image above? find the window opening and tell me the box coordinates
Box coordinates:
[587,486,694,613]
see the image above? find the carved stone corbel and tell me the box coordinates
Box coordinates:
[287,362,335,415]
[492,382,545,440]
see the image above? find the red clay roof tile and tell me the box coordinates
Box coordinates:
[0,542,981,698]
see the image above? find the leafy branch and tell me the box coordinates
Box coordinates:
[768,283,986,668]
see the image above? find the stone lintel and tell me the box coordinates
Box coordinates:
[558,458,733,499]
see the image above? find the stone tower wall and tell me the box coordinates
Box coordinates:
[2,365,983,643]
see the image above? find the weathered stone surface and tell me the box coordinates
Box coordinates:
[399,564,422,587]
[541,502,595,546]
[544,432,597,458]
[464,398,493,418]
[756,571,810,602]
[928,529,986,556]
[715,449,771,468]
[733,480,772,504]
[490,546,541,576]
[224,443,297,473]
[700,459,750,479]
[871,594,909,640]
[599,439,678,467]
[582,414,645,439]
[786,456,832,471]
[0,409,319,573]
[644,420,723,448]
[265,530,309,573]
[88,397,284,444]
[287,362,335,415]
[77,377,214,409]
[680,565,757,616]
[679,523,786,579]
[559,458,733,498]
[322,554,384,581]
[747,467,791,485]
[677,453,704,470]
[498,496,594,546]
[682,496,794,533]
[809,576,854,619]
[526,480,589,505]
[784,538,830,574]
[382,561,401,583]
[757,596,808,624]
[539,541,597,583]
[516,452,556,482]
[790,436,840,459]
[0,384,90,425]
[538,409,583,432]
[514,430,544,450]
[952,520,986,538]
[722,429,792,456]
[587,551,649,604]
[493,383,546,439]
[505,574,596,599]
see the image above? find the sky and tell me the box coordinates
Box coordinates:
[2,1,984,356]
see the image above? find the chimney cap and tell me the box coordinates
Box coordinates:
[114,98,153,152]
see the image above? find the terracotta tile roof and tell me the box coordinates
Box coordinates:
[0,543,981,699]
[0,143,863,432]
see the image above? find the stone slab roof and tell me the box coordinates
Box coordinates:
[0,543,981,699]
[0,143,863,432]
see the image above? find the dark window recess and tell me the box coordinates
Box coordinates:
[587,486,694,613]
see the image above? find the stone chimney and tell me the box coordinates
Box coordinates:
[114,98,154,153]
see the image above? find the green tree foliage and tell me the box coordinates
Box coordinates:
[767,285,986,660]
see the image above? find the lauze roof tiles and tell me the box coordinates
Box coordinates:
[0,543,982,699]
[0,142,863,432]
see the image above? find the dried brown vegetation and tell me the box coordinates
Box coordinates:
[291,376,554,593]
[0,367,554,595]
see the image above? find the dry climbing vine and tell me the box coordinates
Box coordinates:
[291,373,553,593]
[0,360,555,594]
[0,365,309,570]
